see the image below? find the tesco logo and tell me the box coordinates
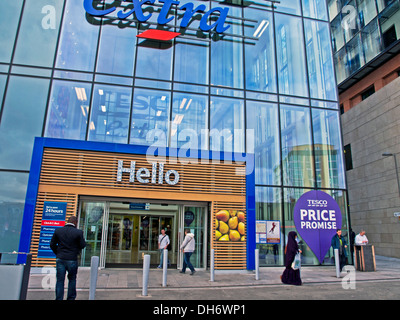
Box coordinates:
[84,0,230,40]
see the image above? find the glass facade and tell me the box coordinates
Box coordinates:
[0,0,348,266]
[328,0,400,84]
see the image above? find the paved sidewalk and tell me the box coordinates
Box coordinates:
[27,255,400,300]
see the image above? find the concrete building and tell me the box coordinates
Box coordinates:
[340,73,400,258]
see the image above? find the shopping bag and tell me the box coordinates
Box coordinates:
[291,252,301,270]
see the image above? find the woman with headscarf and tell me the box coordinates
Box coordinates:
[281,231,302,285]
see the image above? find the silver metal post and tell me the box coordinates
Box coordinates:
[142,254,150,296]
[334,248,340,278]
[89,256,99,300]
[162,249,168,287]
[255,248,259,280]
[210,249,215,282]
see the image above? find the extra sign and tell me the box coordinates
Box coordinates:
[84,0,231,40]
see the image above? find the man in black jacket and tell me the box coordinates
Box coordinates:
[50,216,86,300]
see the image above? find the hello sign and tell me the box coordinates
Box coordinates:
[293,190,342,263]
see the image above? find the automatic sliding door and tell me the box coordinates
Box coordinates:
[79,201,108,267]
[180,206,208,269]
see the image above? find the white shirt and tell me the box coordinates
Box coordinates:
[158,234,170,249]
[355,233,368,245]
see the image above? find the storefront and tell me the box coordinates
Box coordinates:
[18,137,255,269]
[2,0,351,269]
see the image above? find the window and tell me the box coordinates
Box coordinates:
[130,89,170,147]
[44,80,91,140]
[344,144,353,170]
[246,101,280,185]
[0,76,50,170]
[210,97,244,153]
[170,92,208,150]
[280,105,314,187]
[244,8,276,93]
[275,13,308,97]
[88,85,132,144]
[361,85,375,100]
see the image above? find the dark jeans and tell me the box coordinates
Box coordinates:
[182,252,195,273]
[56,258,78,300]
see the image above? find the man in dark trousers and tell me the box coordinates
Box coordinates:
[50,215,86,300]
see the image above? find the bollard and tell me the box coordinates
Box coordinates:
[210,249,215,282]
[162,249,168,287]
[255,249,259,280]
[89,256,99,300]
[142,254,150,296]
[334,248,340,278]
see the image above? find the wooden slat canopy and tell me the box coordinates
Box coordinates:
[30,147,248,269]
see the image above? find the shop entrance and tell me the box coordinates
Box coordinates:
[78,198,208,269]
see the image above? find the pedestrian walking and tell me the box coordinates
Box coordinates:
[331,229,348,272]
[281,231,302,285]
[50,215,86,300]
[158,228,170,268]
[179,229,196,275]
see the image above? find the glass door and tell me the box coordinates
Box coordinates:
[79,201,108,267]
[179,205,208,270]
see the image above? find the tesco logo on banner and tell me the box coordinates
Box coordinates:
[293,190,342,263]
[84,0,230,41]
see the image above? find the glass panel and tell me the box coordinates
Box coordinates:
[304,19,337,101]
[0,0,23,63]
[379,1,400,49]
[302,0,329,20]
[44,80,91,140]
[88,84,131,144]
[174,38,209,85]
[256,187,283,266]
[343,0,360,43]
[280,104,314,188]
[334,47,348,84]
[183,206,205,269]
[246,101,280,185]
[135,40,173,81]
[361,18,382,63]
[357,0,378,27]
[96,20,137,76]
[244,8,276,93]
[130,89,170,146]
[55,0,99,71]
[275,13,308,98]
[325,189,351,264]
[327,0,342,21]
[0,76,49,170]
[331,15,345,52]
[79,202,105,267]
[312,109,346,189]
[210,96,244,153]
[13,0,64,67]
[0,171,28,252]
[274,0,301,15]
[170,92,208,150]
[284,187,321,265]
[210,5,243,89]
[346,34,365,75]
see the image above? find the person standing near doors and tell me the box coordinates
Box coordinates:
[180,229,196,275]
[50,215,86,300]
[158,228,170,268]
